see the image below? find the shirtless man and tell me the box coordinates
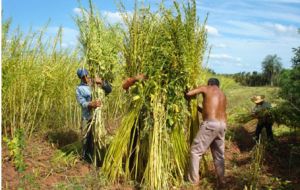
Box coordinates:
[185,78,227,186]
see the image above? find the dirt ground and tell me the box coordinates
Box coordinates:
[2,133,91,189]
[2,122,300,190]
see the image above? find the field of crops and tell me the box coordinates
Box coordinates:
[2,0,300,189]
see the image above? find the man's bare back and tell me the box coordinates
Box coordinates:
[186,84,227,122]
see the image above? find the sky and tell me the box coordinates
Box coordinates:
[2,0,300,74]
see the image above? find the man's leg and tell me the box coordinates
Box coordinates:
[265,123,274,141]
[81,119,92,163]
[188,122,216,184]
[210,128,225,184]
[255,123,264,141]
[85,130,94,162]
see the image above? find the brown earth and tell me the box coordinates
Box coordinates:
[2,133,91,190]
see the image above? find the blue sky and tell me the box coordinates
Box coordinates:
[3,0,300,74]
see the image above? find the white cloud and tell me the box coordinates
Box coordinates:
[210,53,241,63]
[214,43,227,48]
[102,11,128,24]
[73,7,89,18]
[46,26,79,48]
[264,23,299,37]
[73,8,82,15]
[196,0,300,73]
[205,25,219,36]
[197,0,300,24]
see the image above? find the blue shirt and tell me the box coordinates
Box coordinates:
[76,80,112,121]
[76,82,92,120]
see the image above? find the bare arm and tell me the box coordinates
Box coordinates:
[122,77,136,90]
[186,86,206,97]
[122,74,146,90]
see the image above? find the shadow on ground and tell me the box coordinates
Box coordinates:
[46,129,79,148]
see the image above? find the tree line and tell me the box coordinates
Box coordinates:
[229,54,283,86]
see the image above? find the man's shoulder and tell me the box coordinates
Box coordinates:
[76,84,90,92]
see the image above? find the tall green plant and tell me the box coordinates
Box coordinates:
[74,0,122,165]
[2,19,81,138]
[247,140,265,189]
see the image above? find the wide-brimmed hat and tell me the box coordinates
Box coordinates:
[251,95,265,104]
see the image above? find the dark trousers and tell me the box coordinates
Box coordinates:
[82,130,94,162]
[255,122,274,141]
[81,119,94,163]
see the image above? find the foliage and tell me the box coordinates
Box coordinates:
[279,47,300,108]
[277,47,300,127]
[262,54,283,86]
[247,140,265,189]
[74,0,122,82]
[102,0,208,189]
[3,128,27,172]
[74,0,123,166]
[2,19,81,138]
[51,150,79,168]
[229,54,282,87]
[230,71,268,86]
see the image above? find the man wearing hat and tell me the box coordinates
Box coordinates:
[76,68,112,162]
[251,95,274,141]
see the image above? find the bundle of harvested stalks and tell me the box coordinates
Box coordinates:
[102,0,207,189]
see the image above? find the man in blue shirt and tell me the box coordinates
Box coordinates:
[76,68,111,162]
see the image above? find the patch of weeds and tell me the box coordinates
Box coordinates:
[199,177,214,190]
[54,183,84,190]
[264,177,293,190]
[3,128,27,172]
[51,150,79,169]
[273,125,295,137]
[18,173,40,190]
[66,171,106,189]
[244,140,265,189]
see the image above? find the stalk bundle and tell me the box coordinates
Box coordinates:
[102,0,207,188]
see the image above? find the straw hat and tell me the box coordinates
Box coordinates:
[251,95,265,104]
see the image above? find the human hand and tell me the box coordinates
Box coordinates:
[89,100,101,108]
[94,77,103,86]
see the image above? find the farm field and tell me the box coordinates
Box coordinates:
[2,86,300,190]
[2,0,300,189]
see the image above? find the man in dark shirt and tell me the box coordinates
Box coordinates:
[251,95,274,141]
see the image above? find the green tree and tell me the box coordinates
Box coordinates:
[282,47,300,108]
[262,54,282,86]
[278,47,300,127]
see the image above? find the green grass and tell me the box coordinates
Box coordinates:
[225,86,280,125]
